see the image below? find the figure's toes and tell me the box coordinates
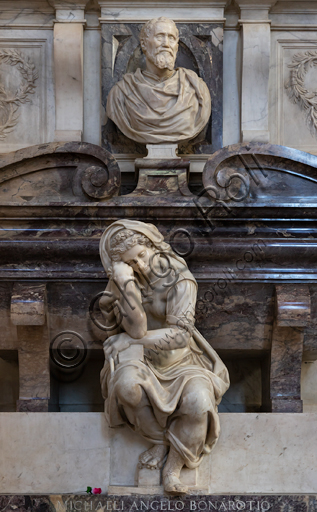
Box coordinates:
[165,483,188,495]
[139,446,168,469]
[139,456,158,469]
[164,474,188,495]
[139,451,152,465]
[175,483,188,494]
[145,456,162,470]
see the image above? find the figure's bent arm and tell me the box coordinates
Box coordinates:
[115,278,147,339]
[112,262,147,339]
[130,327,190,351]
[99,264,147,339]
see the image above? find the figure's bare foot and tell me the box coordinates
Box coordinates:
[162,446,187,495]
[163,473,188,495]
[138,444,168,470]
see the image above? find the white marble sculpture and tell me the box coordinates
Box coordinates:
[106,17,211,144]
[99,220,229,494]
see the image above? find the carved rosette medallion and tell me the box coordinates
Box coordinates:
[285,50,317,133]
[0,49,38,141]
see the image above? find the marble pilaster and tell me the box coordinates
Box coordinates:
[52,1,90,142]
[237,1,277,143]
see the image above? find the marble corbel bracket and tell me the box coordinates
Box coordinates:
[131,155,193,198]
[11,283,46,327]
[267,284,310,413]
[11,284,50,412]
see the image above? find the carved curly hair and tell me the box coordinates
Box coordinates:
[110,229,154,262]
[139,17,179,49]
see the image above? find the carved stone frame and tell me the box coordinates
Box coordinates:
[101,22,223,156]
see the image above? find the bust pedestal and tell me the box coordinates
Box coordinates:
[129,145,192,197]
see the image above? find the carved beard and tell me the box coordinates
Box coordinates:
[148,49,176,71]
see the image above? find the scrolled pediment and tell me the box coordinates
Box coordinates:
[203,142,317,208]
[0,142,121,204]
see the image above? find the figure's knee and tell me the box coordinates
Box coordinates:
[180,381,212,416]
[115,367,143,407]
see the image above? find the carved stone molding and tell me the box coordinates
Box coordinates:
[236,0,277,23]
[285,50,317,135]
[0,49,38,141]
[98,0,229,22]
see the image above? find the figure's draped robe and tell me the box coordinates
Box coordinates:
[106,68,212,144]
[100,275,229,469]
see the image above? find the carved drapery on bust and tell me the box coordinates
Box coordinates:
[99,220,229,494]
[106,17,211,144]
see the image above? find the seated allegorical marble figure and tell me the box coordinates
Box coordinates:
[99,220,229,494]
[106,17,212,144]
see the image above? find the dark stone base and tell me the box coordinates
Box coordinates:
[16,399,48,412]
[271,398,303,413]
[0,495,316,512]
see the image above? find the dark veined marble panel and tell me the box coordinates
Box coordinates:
[0,495,316,512]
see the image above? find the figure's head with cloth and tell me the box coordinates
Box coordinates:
[106,17,211,145]
[99,219,192,283]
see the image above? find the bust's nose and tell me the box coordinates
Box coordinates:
[161,35,170,47]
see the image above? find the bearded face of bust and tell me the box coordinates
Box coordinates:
[106,16,211,144]
[140,19,179,72]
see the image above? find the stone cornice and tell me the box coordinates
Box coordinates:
[0,0,54,10]
[48,0,90,9]
[97,0,231,5]
[97,0,230,22]
[235,0,278,6]
[271,1,317,14]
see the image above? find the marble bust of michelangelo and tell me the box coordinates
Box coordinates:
[106,17,211,144]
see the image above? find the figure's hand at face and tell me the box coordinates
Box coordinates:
[103,332,132,361]
[112,261,134,280]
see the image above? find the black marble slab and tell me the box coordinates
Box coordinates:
[0,495,316,512]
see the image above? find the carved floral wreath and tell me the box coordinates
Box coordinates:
[0,49,38,141]
[286,50,317,133]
